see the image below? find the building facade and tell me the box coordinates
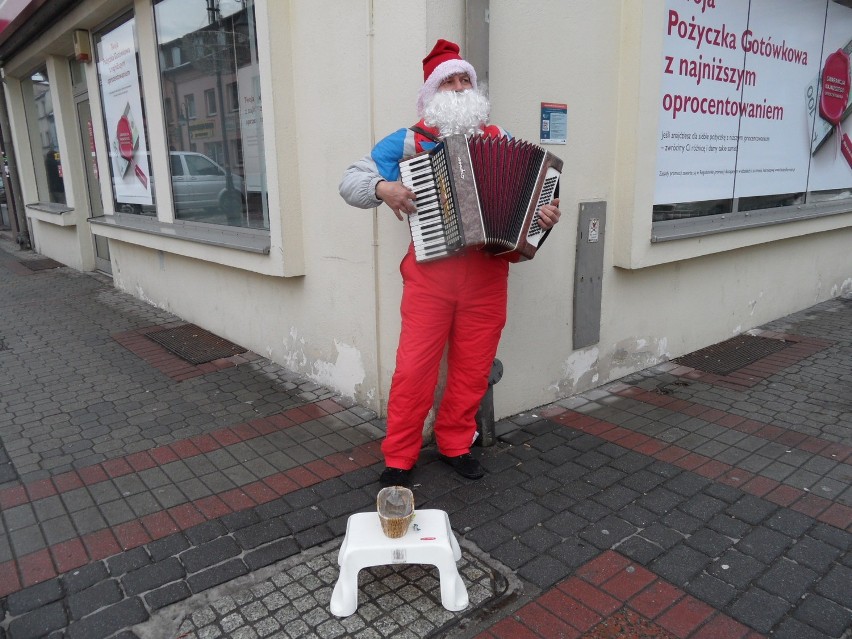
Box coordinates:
[1,0,850,421]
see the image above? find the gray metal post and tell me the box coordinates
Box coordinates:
[475,358,503,447]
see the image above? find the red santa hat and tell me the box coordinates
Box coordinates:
[416,39,478,117]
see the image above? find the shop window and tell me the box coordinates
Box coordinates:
[204,88,217,116]
[154,0,267,230]
[23,69,65,204]
[94,16,156,216]
[185,93,196,119]
[652,0,852,236]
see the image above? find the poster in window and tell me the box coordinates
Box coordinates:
[97,19,152,206]
[654,0,852,205]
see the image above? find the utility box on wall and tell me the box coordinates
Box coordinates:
[573,201,606,349]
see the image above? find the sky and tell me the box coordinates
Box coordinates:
[154,0,246,43]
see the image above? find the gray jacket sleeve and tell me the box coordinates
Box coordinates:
[338,154,385,209]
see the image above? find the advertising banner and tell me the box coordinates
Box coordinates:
[655,0,852,204]
[97,19,152,206]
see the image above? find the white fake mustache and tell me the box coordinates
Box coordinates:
[423,88,491,137]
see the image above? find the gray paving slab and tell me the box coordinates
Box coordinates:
[1,235,851,638]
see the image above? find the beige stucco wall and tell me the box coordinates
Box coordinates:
[4,0,851,422]
[486,0,852,417]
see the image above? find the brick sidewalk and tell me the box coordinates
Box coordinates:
[0,238,849,639]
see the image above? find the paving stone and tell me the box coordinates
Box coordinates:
[684,528,734,557]
[620,469,665,493]
[765,508,815,538]
[707,549,766,587]
[650,544,710,586]
[684,572,738,608]
[728,587,791,633]
[579,516,638,549]
[145,581,192,611]
[794,594,852,637]
[123,557,185,596]
[664,473,711,497]
[772,617,835,639]
[245,538,301,571]
[616,535,664,565]
[498,502,552,534]
[147,533,190,562]
[736,526,792,563]
[181,537,242,573]
[809,524,852,551]
[107,546,151,576]
[294,523,334,548]
[62,561,109,594]
[725,494,778,525]
[707,513,751,539]
[756,557,818,603]
[6,601,67,639]
[65,597,148,639]
[678,495,727,521]
[639,523,685,550]
[637,488,681,515]
[68,579,123,620]
[6,578,63,615]
[548,538,600,569]
[661,510,704,535]
[516,526,561,553]
[814,564,852,608]
[187,558,249,594]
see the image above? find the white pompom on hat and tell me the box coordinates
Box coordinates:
[416,39,478,117]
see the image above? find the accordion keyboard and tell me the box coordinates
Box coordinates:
[399,152,461,262]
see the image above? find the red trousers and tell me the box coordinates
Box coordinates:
[382,246,509,469]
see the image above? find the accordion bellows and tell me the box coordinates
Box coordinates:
[399,133,563,262]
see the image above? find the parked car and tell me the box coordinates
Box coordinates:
[117,152,245,225]
[170,151,244,215]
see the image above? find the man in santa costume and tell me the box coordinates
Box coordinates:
[339,39,561,487]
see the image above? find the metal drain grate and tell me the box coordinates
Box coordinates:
[673,334,789,375]
[145,324,247,365]
[20,258,64,271]
[136,539,519,639]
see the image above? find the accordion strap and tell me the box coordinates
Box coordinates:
[410,126,441,142]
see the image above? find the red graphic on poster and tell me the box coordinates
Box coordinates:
[87,119,99,180]
[116,113,148,188]
[820,49,850,125]
[820,49,852,169]
[842,133,852,167]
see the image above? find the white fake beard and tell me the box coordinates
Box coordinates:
[423,88,491,137]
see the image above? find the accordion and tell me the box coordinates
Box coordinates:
[398,133,563,262]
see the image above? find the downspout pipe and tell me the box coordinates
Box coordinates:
[0,69,31,249]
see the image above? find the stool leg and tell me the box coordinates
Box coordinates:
[441,512,462,561]
[434,556,469,612]
[330,564,360,617]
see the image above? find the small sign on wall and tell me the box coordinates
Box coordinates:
[540,102,567,145]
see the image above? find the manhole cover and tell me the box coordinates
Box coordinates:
[673,334,789,375]
[146,324,246,365]
[20,258,64,271]
[135,539,518,639]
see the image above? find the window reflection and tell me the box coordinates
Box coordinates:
[27,70,66,204]
[154,0,267,230]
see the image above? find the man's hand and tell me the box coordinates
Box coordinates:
[376,180,417,220]
[538,198,561,229]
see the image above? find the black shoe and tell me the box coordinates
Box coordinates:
[379,467,412,487]
[439,453,485,479]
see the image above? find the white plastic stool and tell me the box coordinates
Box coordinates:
[330,509,468,617]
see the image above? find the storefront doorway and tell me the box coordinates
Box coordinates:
[72,61,111,274]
